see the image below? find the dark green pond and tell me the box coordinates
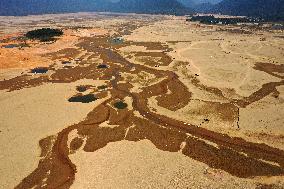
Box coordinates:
[68,94,97,103]
[114,101,128,109]
[110,37,124,45]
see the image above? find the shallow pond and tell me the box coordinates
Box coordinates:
[110,37,124,45]
[76,86,87,92]
[114,101,128,109]
[97,64,108,69]
[31,67,48,74]
[3,44,19,48]
[68,94,97,103]
[62,61,71,64]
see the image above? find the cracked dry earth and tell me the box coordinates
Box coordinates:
[0,13,284,189]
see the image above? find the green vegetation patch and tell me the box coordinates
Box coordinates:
[25,28,63,42]
[114,101,128,109]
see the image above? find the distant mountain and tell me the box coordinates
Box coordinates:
[178,0,221,8]
[0,0,191,16]
[113,0,191,15]
[178,0,195,7]
[0,0,106,15]
[212,0,284,21]
[193,2,214,12]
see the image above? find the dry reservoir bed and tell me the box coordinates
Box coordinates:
[0,13,284,189]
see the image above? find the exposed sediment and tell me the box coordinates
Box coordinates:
[0,14,283,189]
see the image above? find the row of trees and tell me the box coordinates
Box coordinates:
[187,15,260,25]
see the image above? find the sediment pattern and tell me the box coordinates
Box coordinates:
[0,18,283,189]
